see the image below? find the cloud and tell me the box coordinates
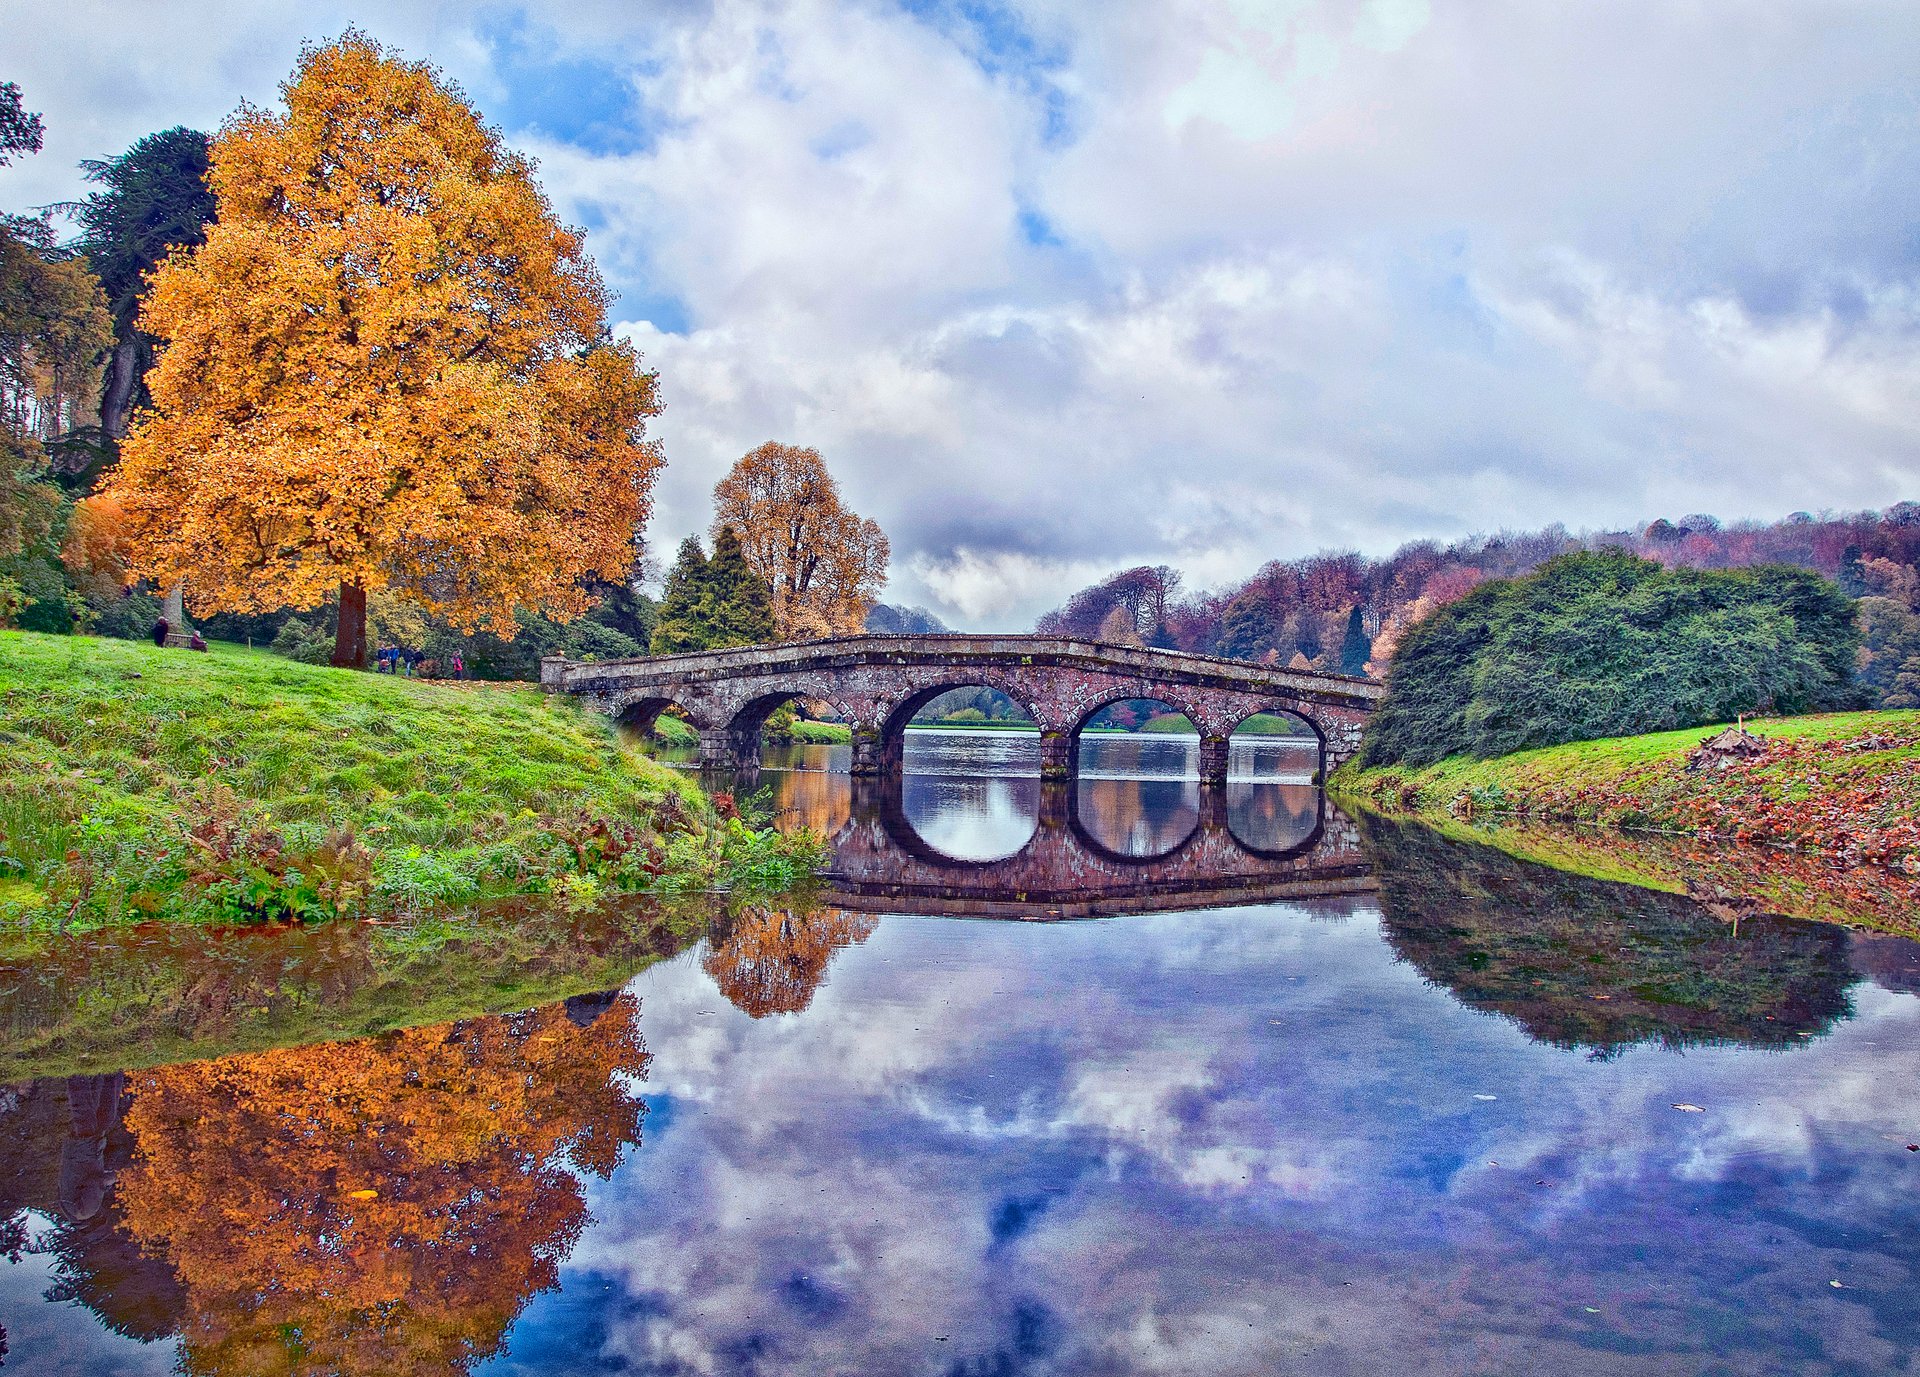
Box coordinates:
[5,0,1918,628]
[541,901,1920,1375]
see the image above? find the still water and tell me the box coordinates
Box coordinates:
[2,731,1918,1375]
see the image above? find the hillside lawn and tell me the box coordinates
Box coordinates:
[1335,710,1920,872]
[0,631,818,929]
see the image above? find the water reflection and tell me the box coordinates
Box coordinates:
[1364,815,1857,1053]
[0,999,649,1376]
[703,903,878,1017]
[1074,777,1198,857]
[4,737,1920,1374]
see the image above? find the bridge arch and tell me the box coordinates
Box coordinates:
[611,692,712,738]
[1067,690,1204,747]
[1226,703,1327,782]
[874,679,1044,776]
[1223,779,1325,858]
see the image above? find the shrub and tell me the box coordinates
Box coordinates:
[1362,550,1860,766]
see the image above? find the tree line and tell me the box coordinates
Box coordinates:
[1039,505,1920,712]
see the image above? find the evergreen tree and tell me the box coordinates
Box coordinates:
[706,525,775,648]
[1361,550,1859,767]
[650,536,714,654]
[59,127,217,445]
[1339,606,1372,675]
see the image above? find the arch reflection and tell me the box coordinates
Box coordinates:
[896,772,1040,863]
[1072,776,1200,860]
[1225,780,1322,855]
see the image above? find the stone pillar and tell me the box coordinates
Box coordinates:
[849,723,888,777]
[1310,709,1368,782]
[697,728,759,774]
[161,581,194,648]
[1038,730,1073,780]
[1197,734,1231,784]
[539,654,568,693]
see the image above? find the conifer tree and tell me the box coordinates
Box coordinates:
[650,535,713,654]
[706,525,775,648]
[1339,606,1372,676]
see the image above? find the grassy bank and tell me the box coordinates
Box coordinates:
[1336,710,1920,872]
[0,631,820,929]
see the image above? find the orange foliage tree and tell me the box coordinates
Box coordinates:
[105,34,664,667]
[60,492,133,604]
[704,902,877,1017]
[711,442,888,639]
[117,997,650,1375]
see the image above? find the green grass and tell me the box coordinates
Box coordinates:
[0,631,820,929]
[786,719,852,744]
[1336,709,1920,867]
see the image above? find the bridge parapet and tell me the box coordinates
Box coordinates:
[547,634,1382,780]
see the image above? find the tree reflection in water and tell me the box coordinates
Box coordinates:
[703,903,878,1017]
[111,996,649,1376]
[1364,815,1856,1054]
[1074,777,1198,857]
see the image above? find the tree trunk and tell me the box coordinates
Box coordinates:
[332,581,368,669]
[101,337,140,440]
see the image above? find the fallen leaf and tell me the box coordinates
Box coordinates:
[348,1188,378,1200]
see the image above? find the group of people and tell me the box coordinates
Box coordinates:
[149,617,207,652]
[376,644,465,679]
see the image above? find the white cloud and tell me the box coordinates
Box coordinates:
[5,0,1919,628]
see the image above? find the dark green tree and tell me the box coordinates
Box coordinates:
[583,546,658,647]
[650,535,714,654]
[0,82,44,166]
[705,525,775,648]
[58,128,216,446]
[1214,588,1277,661]
[1339,606,1371,675]
[1361,550,1860,767]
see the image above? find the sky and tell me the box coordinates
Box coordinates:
[5,0,1919,629]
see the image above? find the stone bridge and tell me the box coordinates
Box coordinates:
[541,635,1383,780]
[822,777,1376,920]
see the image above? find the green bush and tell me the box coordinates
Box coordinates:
[1362,550,1860,767]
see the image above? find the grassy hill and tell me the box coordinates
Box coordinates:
[1335,710,1920,872]
[0,631,817,929]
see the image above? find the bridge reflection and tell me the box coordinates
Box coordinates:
[819,775,1375,919]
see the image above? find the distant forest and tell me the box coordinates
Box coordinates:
[1035,505,1920,707]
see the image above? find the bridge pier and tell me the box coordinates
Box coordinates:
[698,728,760,775]
[1197,734,1231,784]
[1039,731,1073,780]
[850,724,889,777]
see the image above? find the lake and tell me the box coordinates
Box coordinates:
[2,728,1917,1375]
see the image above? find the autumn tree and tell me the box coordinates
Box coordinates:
[704,902,877,1017]
[712,442,888,640]
[118,997,650,1375]
[104,34,664,668]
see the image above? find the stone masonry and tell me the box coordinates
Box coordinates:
[544,635,1383,781]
